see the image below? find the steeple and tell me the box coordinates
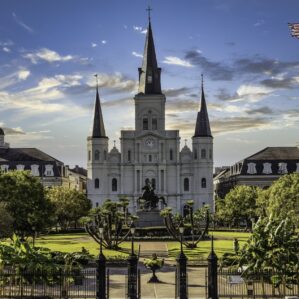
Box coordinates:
[138,7,162,95]
[92,75,107,138]
[194,75,212,138]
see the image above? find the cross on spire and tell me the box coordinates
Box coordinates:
[94,74,98,89]
[146,5,152,21]
[201,73,204,89]
[184,139,187,146]
[113,140,116,147]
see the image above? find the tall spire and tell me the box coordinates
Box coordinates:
[138,6,162,95]
[92,75,107,138]
[194,75,212,138]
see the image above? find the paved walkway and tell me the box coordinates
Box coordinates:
[108,266,207,298]
[137,242,169,258]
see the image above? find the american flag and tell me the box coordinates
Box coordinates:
[288,23,299,39]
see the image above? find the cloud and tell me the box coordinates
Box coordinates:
[260,77,295,88]
[184,50,233,80]
[246,106,274,115]
[87,73,138,94]
[0,68,31,89]
[101,40,107,44]
[163,87,191,97]
[102,97,131,108]
[254,20,265,27]
[3,127,25,135]
[163,56,194,68]
[3,47,11,53]
[23,48,75,64]
[215,84,274,103]
[91,43,97,48]
[12,12,34,33]
[233,56,297,76]
[17,69,30,80]
[133,26,147,34]
[132,51,143,58]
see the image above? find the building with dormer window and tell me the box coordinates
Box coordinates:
[214,146,299,198]
[87,16,214,213]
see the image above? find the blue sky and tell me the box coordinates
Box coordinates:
[1,0,299,168]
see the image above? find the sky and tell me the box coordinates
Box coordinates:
[0,0,299,168]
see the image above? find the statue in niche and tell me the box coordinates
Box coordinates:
[138,179,166,210]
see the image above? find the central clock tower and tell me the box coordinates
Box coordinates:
[87,11,214,214]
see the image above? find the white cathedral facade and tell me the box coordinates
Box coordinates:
[87,18,214,213]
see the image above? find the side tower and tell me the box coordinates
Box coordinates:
[192,76,214,210]
[87,82,109,207]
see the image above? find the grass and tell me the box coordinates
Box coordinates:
[34,233,130,259]
[1,230,251,260]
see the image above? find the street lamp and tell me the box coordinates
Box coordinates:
[127,221,138,299]
[99,226,104,254]
[179,222,184,253]
[96,224,106,299]
[130,222,136,255]
[176,222,187,299]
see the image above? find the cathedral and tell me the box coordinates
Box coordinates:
[87,17,214,213]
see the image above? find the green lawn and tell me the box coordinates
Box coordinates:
[34,233,130,259]
[5,230,250,261]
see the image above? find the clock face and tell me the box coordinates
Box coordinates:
[145,138,154,148]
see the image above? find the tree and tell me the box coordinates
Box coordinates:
[239,216,299,294]
[0,171,54,239]
[46,187,92,230]
[82,199,136,250]
[0,202,14,239]
[161,201,209,249]
[263,173,299,227]
[218,185,260,228]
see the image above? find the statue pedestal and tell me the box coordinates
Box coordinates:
[135,209,164,227]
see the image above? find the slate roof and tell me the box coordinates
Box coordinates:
[0,148,62,163]
[0,148,63,177]
[245,147,299,160]
[194,84,212,138]
[69,166,87,177]
[138,20,162,95]
[92,87,107,138]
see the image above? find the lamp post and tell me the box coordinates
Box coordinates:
[127,222,138,299]
[176,222,188,299]
[96,225,106,299]
[207,236,218,299]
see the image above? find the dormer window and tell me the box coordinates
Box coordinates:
[148,75,152,83]
[31,165,39,176]
[152,118,157,130]
[143,118,148,130]
[16,164,25,171]
[45,164,54,176]
[1,164,9,172]
[247,163,257,174]
[278,162,288,174]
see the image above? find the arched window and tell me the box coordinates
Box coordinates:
[88,151,91,161]
[170,149,173,161]
[149,155,152,162]
[128,150,131,162]
[95,178,99,189]
[112,178,117,192]
[104,150,107,160]
[95,150,100,160]
[201,178,206,188]
[151,178,156,189]
[201,149,206,159]
[152,118,157,130]
[209,149,212,159]
[194,149,198,160]
[184,178,189,192]
[143,118,148,130]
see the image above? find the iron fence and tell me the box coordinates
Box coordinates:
[218,269,299,298]
[0,268,108,299]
